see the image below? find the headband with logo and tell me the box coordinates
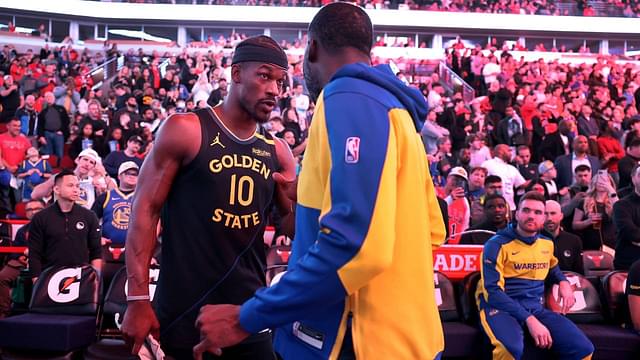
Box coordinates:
[232,42,288,69]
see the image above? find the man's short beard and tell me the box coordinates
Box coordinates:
[239,99,269,124]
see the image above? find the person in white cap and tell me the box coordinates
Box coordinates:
[92,161,138,247]
[538,160,569,203]
[444,166,471,239]
[31,148,114,208]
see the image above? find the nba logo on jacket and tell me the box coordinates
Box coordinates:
[345,137,360,164]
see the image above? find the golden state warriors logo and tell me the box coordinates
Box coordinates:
[76,187,88,206]
[112,202,131,230]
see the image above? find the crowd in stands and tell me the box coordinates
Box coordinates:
[3,28,640,263]
[1,24,640,353]
[99,0,640,18]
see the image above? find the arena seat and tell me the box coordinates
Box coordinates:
[0,265,100,357]
[434,271,459,321]
[59,155,76,170]
[437,271,484,358]
[546,271,604,324]
[101,244,126,295]
[459,271,481,324]
[12,202,26,219]
[266,245,290,286]
[46,155,59,169]
[84,266,155,360]
[602,271,629,324]
[546,271,640,359]
[583,250,614,278]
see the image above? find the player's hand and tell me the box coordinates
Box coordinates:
[272,137,297,203]
[121,301,160,355]
[558,280,575,314]
[193,304,250,359]
[526,315,553,349]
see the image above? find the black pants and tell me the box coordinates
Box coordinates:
[337,325,355,360]
[164,331,275,360]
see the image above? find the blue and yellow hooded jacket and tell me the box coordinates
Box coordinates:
[239,63,446,359]
[476,223,567,322]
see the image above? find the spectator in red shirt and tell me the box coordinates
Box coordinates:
[0,118,32,173]
[0,118,31,216]
[583,5,596,16]
[598,122,626,185]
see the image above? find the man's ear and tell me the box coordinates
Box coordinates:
[307,39,319,63]
[231,63,242,84]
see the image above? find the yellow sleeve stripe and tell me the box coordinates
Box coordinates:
[103,190,111,209]
[297,95,329,210]
[337,122,398,294]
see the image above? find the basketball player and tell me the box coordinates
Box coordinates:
[121,36,295,359]
[193,3,446,360]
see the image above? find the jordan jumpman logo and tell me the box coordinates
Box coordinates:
[210,132,226,148]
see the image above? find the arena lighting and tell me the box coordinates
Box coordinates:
[107,29,172,43]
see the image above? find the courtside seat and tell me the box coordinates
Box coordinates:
[546,271,640,359]
[602,271,629,324]
[266,245,290,286]
[101,244,126,294]
[0,265,100,356]
[438,272,483,358]
[576,323,640,360]
[435,271,459,321]
[85,266,155,360]
[546,271,604,324]
[459,271,481,324]
[583,250,614,290]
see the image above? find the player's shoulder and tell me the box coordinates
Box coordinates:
[156,112,201,141]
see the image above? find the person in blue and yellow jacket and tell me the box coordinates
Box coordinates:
[192,3,446,360]
[476,191,594,360]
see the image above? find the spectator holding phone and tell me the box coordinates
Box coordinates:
[444,167,471,236]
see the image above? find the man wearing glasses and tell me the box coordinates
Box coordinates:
[0,199,45,318]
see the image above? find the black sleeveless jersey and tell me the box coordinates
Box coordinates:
[156,107,279,349]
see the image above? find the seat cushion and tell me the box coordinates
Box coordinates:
[84,339,139,360]
[0,313,96,351]
[442,321,483,357]
[577,324,640,360]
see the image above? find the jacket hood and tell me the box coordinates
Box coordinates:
[330,62,428,132]
[496,223,544,245]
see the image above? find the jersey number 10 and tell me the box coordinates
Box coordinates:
[229,174,254,206]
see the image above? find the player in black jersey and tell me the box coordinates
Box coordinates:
[122,36,295,360]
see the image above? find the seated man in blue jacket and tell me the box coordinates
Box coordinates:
[476,191,594,360]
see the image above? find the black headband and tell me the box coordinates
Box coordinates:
[232,43,288,69]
